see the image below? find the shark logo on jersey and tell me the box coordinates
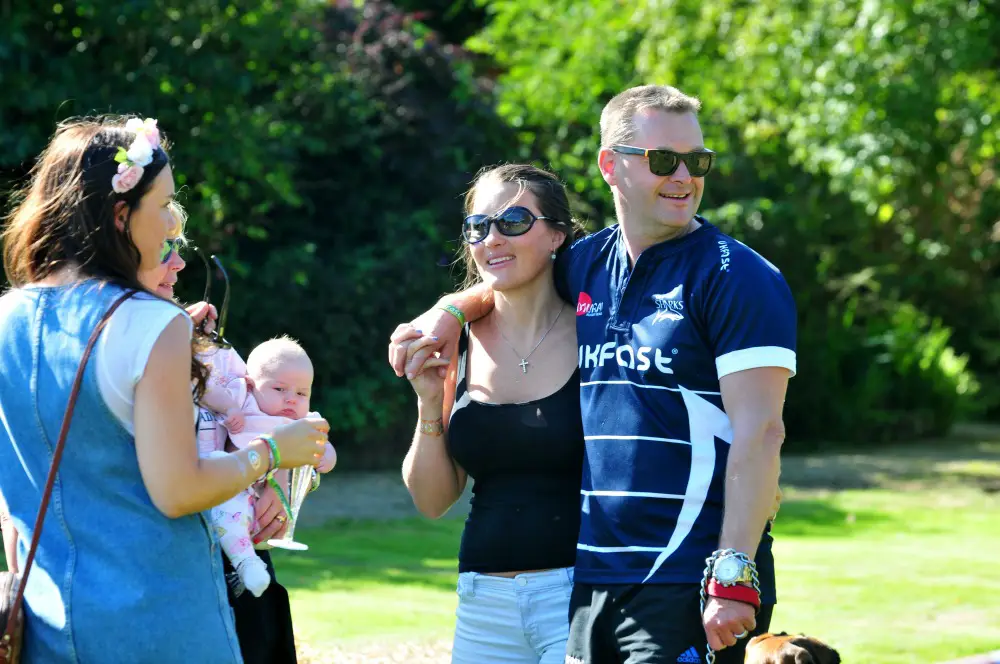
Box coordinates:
[652,284,685,323]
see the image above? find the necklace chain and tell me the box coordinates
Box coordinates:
[493,306,564,374]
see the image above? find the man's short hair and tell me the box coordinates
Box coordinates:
[600,85,702,148]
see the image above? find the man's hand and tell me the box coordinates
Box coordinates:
[388,284,495,379]
[252,483,289,544]
[389,309,461,380]
[702,596,755,651]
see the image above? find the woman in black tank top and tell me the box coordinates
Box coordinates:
[398,164,585,664]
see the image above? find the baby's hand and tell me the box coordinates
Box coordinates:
[224,409,245,433]
[317,442,337,474]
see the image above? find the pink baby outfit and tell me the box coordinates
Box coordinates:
[198,346,316,454]
[196,346,278,597]
[196,346,321,597]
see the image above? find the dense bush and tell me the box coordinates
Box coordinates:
[212,1,515,466]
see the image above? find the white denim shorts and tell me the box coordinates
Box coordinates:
[452,567,574,664]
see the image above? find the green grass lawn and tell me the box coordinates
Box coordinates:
[273,518,462,646]
[3,435,999,663]
[274,488,1000,663]
[271,435,1000,664]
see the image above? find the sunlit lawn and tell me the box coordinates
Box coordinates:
[274,518,462,646]
[3,436,999,663]
[273,436,1000,663]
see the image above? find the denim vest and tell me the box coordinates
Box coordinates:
[0,282,242,663]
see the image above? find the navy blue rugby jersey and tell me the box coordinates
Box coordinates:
[555,217,797,587]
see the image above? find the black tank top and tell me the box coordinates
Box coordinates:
[447,325,584,573]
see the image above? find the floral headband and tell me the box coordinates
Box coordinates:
[111,118,161,194]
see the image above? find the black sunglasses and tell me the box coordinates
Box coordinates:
[610,145,715,177]
[197,249,233,349]
[462,206,559,244]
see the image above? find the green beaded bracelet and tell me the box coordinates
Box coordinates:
[260,434,281,473]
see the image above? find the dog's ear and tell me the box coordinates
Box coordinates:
[791,637,840,664]
[821,648,841,664]
[794,651,816,664]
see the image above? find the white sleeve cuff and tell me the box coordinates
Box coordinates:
[716,346,797,378]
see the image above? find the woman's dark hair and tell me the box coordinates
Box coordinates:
[459,163,586,290]
[3,116,170,287]
[2,115,209,397]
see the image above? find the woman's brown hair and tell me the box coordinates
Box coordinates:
[459,163,586,290]
[2,115,209,397]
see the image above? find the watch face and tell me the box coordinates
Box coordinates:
[715,557,741,583]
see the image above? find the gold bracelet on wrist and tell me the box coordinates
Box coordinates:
[419,418,444,436]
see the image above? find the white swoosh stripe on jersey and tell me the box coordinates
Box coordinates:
[581,490,685,500]
[585,435,690,445]
[642,388,733,582]
[577,544,667,553]
[580,379,721,396]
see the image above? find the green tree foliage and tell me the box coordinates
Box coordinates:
[389,0,487,44]
[0,0,513,467]
[2,0,996,461]
[469,0,998,444]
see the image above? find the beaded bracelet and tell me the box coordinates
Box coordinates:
[437,304,466,327]
[259,434,281,474]
[267,475,293,518]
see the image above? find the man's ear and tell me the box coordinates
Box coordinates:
[113,201,130,232]
[598,147,617,187]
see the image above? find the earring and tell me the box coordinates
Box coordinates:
[551,251,557,260]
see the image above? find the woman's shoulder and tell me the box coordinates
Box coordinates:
[100,291,193,371]
[112,291,192,332]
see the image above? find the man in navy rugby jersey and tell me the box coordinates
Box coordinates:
[389,84,796,664]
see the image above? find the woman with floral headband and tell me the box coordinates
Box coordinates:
[0,115,329,663]
[142,201,305,664]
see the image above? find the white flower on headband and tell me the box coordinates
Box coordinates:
[125,134,154,167]
[112,117,161,194]
[124,117,160,149]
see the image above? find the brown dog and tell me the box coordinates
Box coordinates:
[744,632,841,664]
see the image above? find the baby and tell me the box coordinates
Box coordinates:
[197,336,336,597]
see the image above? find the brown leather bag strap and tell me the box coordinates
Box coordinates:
[4,289,138,641]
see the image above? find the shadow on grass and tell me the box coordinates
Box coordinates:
[274,497,907,594]
[769,498,896,537]
[780,438,1000,493]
